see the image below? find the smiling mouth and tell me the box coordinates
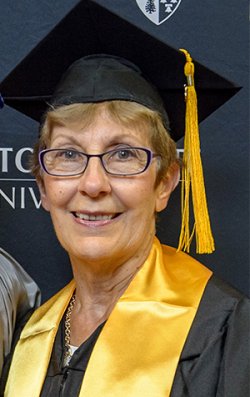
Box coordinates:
[73,212,120,221]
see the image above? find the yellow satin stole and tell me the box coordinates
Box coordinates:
[5,238,212,397]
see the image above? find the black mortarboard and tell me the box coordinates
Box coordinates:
[45,54,170,130]
[0,0,239,142]
[0,0,241,255]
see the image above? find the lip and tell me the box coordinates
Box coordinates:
[72,211,121,227]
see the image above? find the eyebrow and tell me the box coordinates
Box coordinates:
[50,134,82,146]
[103,133,146,146]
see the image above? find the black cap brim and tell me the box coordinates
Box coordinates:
[0,0,240,141]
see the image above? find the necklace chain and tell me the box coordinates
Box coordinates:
[64,293,76,363]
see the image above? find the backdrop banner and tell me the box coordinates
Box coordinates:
[0,0,249,300]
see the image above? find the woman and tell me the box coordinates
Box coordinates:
[4,55,249,397]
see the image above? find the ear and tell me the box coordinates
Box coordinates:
[37,179,51,212]
[155,162,180,213]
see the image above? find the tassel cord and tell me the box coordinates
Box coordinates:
[177,49,215,254]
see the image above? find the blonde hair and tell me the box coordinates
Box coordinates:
[31,101,178,185]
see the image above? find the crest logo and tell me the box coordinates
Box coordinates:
[136,0,182,25]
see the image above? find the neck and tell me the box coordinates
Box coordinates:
[70,232,154,305]
[72,253,146,314]
[68,239,153,345]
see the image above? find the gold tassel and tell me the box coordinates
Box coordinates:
[177,49,215,254]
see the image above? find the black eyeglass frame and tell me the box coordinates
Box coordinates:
[39,147,160,177]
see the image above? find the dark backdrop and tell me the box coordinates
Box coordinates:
[0,0,249,301]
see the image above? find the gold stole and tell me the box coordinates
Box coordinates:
[5,238,212,397]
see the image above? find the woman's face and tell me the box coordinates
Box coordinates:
[39,108,176,271]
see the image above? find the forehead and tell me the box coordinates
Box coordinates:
[43,101,155,141]
[48,106,153,147]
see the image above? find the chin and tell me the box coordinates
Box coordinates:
[67,237,119,264]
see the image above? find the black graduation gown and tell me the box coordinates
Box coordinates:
[39,275,249,397]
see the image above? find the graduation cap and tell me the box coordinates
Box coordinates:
[0,0,239,140]
[0,0,240,253]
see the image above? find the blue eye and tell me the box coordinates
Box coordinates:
[57,150,79,160]
[116,149,132,159]
[113,148,142,160]
[64,151,75,159]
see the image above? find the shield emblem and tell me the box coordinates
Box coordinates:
[136,0,182,25]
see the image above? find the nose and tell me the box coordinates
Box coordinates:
[77,157,112,197]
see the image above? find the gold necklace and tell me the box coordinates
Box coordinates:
[64,293,76,364]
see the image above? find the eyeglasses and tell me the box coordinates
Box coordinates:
[39,147,160,177]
